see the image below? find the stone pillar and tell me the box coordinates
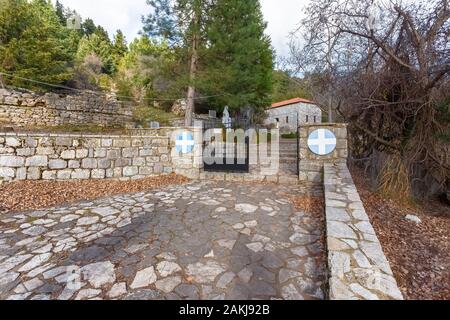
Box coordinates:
[170,125,203,180]
[298,123,348,183]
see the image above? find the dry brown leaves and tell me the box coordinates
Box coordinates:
[0,174,189,214]
[352,168,450,300]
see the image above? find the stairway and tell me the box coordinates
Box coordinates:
[278,139,298,176]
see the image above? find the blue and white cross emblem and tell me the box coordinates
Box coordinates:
[175,131,195,154]
[308,129,337,156]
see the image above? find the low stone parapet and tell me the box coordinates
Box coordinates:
[324,163,403,300]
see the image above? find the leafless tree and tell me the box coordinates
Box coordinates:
[290,0,449,199]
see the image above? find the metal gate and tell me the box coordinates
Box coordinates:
[201,116,251,173]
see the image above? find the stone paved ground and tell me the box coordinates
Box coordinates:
[0,181,326,300]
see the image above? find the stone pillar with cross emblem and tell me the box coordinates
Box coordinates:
[298,123,348,183]
[170,124,204,179]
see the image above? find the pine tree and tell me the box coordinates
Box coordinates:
[82,18,97,36]
[55,0,66,24]
[143,0,212,126]
[0,0,76,89]
[113,30,128,58]
[202,0,273,112]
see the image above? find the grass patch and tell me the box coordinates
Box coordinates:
[134,106,182,127]
[281,132,298,139]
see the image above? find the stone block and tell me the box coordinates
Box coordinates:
[76,149,89,159]
[81,158,97,169]
[139,148,154,157]
[101,139,113,147]
[115,158,131,167]
[55,137,72,146]
[123,148,139,158]
[107,150,120,160]
[49,159,67,170]
[113,139,131,148]
[132,157,146,166]
[27,167,41,180]
[24,138,38,148]
[94,148,107,158]
[68,160,81,169]
[72,169,90,180]
[153,163,163,174]
[91,169,106,179]
[16,168,27,180]
[97,159,111,169]
[0,155,25,167]
[56,169,72,180]
[106,169,114,178]
[26,155,48,167]
[36,147,54,155]
[139,167,153,175]
[5,137,21,147]
[43,170,57,180]
[61,150,76,160]
[123,166,139,177]
[16,148,35,157]
[0,167,15,179]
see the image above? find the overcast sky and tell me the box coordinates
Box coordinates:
[53,0,310,58]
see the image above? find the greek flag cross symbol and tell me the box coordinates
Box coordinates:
[308,129,337,156]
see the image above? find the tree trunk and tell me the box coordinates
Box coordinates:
[185,15,200,127]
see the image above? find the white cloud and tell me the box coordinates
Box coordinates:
[54,0,309,56]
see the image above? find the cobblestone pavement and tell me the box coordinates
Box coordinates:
[0,181,326,300]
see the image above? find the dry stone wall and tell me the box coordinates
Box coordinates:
[0,89,133,128]
[324,163,403,300]
[0,132,172,182]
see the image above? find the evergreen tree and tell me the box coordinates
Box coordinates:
[76,33,115,74]
[113,30,128,58]
[82,18,97,36]
[202,0,273,112]
[0,0,76,89]
[143,0,212,125]
[55,0,66,24]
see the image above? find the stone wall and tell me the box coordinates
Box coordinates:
[0,89,133,128]
[324,163,403,300]
[0,132,172,182]
[298,123,348,183]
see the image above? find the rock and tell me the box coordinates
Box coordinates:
[186,261,226,283]
[25,156,48,167]
[246,242,264,253]
[18,253,52,272]
[405,215,422,224]
[282,284,304,300]
[77,216,99,226]
[235,204,258,213]
[327,221,358,239]
[238,268,253,283]
[81,261,116,288]
[155,276,182,293]
[279,269,302,284]
[108,282,127,298]
[157,261,182,278]
[75,289,102,300]
[91,207,120,217]
[217,240,236,250]
[216,272,235,289]
[130,267,157,289]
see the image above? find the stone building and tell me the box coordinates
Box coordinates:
[265,97,322,133]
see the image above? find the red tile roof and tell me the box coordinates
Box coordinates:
[271,97,315,109]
